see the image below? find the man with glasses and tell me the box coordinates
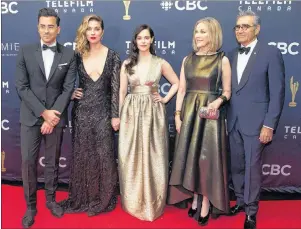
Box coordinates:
[15,8,76,228]
[227,10,285,229]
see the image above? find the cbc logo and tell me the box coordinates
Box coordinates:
[262,164,291,176]
[159,83,171,96]
[268,42,299,55]
[161,1,208,11]
[1,120,9,131]
[1,2,18,14]
[39,157,67,168]
[64,42,76,50]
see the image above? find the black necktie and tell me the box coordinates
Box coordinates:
[238,46,251,55]
[42,44,57,52]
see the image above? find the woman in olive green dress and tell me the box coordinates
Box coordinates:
[168,17,231,226]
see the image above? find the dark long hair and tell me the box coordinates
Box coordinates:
[125,24,156,75]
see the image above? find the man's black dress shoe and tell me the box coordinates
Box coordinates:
[244,215,256,229]
[188,207,197,217]
[46,201,64,218]
[22,210,37,228]
[230,205,244,215]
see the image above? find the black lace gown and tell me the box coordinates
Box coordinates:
[60,49,121,215]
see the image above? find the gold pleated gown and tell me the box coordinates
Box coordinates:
[118,56,168,221]
[168,52,230,214]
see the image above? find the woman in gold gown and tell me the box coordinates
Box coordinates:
[118,24,179,221]
[168,17,231,226]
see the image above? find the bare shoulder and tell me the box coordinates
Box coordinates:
[222,56,230,65]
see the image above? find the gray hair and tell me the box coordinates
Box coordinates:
[237,10,261,25]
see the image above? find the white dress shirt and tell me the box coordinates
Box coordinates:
[41,40,56,80]
[237,38,258,84]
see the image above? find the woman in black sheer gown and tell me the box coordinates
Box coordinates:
[60,14,121,216]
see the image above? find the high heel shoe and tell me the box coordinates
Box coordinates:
[188,207,197,218]
[198,207,210,226]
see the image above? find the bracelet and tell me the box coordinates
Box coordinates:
[219,95,228,104]
[174,110,181,116]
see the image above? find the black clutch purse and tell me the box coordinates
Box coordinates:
[199,107,220,120]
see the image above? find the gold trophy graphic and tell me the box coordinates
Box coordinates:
[123,1,131,20]
[2,151,6,172]
[289,76,299,107]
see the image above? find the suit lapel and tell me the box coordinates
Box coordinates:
[47,43,63,82]
[232,49,239,89]
[236,41,260,91]
[35,44,46,80]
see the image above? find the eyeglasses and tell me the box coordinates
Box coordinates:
[233,24,255,31]
[38,25,57,32]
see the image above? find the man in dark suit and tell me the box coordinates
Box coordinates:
[227,10,285,229]
[15,8,76,228]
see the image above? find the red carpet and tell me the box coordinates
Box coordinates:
[2,184,301,228]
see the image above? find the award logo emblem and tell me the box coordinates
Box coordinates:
[123,1,131,20]
[289,76,299,107]
[2,151,6,172]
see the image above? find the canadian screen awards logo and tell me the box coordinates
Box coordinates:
[1,42,20,57]
[289,76,299,107]
[45,1,94,14]
[2,151,6,172]
[123,0,131,20]
[160,0,208,11]
[239,0,292,12]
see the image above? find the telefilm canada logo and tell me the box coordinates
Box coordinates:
[160,0,208,11]
[1,42,20,57]
[45,1,94,14]
[238,1,292,12]
[284,126,300,140]
[125,40,176,55]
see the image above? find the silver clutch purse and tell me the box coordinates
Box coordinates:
[199,107,220,120]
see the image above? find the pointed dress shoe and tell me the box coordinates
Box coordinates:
[230,205,244,215]
[22,210,37,228]
[244,215,256,229]
[46,201,64,218]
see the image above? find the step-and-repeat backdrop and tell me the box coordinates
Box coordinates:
[1,0,300,193]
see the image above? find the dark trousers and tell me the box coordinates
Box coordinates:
[21,125,63,211]
[229,120,264,216]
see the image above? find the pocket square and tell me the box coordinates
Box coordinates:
[58,63,68,66]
